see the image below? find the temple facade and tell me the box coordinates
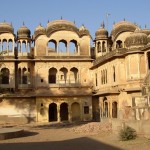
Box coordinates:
[0,19,150,124]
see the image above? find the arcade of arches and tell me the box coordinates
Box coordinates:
[37,97,92,122]
[99,97,118,119]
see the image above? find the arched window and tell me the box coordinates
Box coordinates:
[97,42,101,52]
[48,40,57,52]
[2,39,7,52]
[1,68,10,84]
[27,42,30,52]
[102,41,106,52]
[18,41,21,52]
[60,67,68,83]
[112,101,118,118]
[70,40,77,54]
[116,40,123,48]
[58,40,67,53]
[70,67,78,83]
[95,73,98,86]
[49,68,57,84]
[113,66,116,82]
[105,69,107,84]
[22,67,28,84]
[22,41,26,52]
[8,39,13,52]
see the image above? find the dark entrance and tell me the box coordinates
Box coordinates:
[60,103,68,121]
[49,103,57,122]
[112,102,117,118]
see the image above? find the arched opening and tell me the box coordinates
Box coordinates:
[102,41,106,52]
[71,102,80,121]
[58,40,67,53]
[103,97,108,118]
[60,103,68,121]
[22,68,28,84]
[70,67,78,83]
[59,67,68,83]
[1,68,10,84]
[147,52,150,70]
[112,101,118,118]
[18,68,21,84]
[97,42,101,52]
[116,40,123,48]
[49,68,57,84]
[2,39,7,52]
[8,39,13,52]
[105,69,107,84]
[48,40,57,52]
[113,66,116,82]
[18,41,21,52]
[70,40,77,54]
[27,42,30,52]
[22,41,26,52]
[49,103,57,122]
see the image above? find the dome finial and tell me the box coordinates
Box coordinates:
[74,20,76,24]
[124,18,126,21]
[4,20,6,22]
[101,21,105,28]
[145,24,147,29]
[23,21,25,26]
[61,16,63,20]
[48,20,49,23]
[39,23,42,26]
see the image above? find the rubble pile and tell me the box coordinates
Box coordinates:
[69,122,112,135]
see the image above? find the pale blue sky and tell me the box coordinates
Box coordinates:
[0,0,150,38]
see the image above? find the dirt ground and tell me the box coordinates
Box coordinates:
[0,122,150,150]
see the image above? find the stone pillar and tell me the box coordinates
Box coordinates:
[57,104,60,122]
[68,104,72,122]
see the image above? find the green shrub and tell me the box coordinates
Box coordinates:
[119,126,137,141]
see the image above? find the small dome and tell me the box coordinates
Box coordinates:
[111,20,137,40]
[95,23,108,39]
[46,19,79,36]
[0,21,14,34]
[79,25,90,37]
[34,24,46,37]
[125,28,148,48]
[142,29,150,35]
[17,23,31,39]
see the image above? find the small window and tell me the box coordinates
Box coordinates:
[84,106,89,114]
[41,79,43,82]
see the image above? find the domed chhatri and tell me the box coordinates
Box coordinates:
[0,21,14,34]
[111,20,137,40]
[125,28,148,48]
[34,24,46,37]
[95,22,108,39]
[46,19,79,36]
[17,23,31,39]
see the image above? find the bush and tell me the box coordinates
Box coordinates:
[119,126,137,141]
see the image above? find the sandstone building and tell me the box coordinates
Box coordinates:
[0,19,150,124]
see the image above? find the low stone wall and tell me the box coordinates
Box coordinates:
[0,115,36,125]
[112,119,150,139]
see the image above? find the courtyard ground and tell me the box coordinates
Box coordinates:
[0,122,150,150]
